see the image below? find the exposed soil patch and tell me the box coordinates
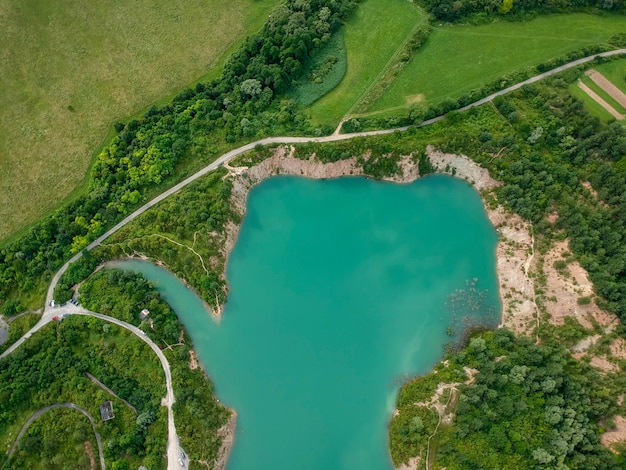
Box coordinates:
[543,240,619,330]
[601,415,626,452]
[84,441,96,470]
[189,349,199,370]
[397,457,420,470]
[611,337,626,360]
[214,409,237,470]
[406,93,425,105]
[582,180,609,208]
[590,355,619,373]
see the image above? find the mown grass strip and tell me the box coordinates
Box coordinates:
[569,82,616,122]
[580,75,626,114]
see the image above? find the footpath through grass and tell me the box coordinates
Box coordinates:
[0,0,279,242]
[366,13,626,116]
[304,0,423,127]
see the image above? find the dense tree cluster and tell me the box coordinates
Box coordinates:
[421,0,623,23]
[436,330,622,469]
[0,0,359,310]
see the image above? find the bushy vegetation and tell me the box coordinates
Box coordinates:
[95,170,234,310]
[421,0,623,23]
[0,0,359,311]
[79,269,230,462]
[288,31,347,106]
[434,330,623,469]
[6,407,99,470]
[0,317,167,468]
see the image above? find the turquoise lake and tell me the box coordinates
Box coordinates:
[114,174,501,469]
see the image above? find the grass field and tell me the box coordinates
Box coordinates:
[0,0,279,242]
[304,0,424,127]
[366,13,626,116]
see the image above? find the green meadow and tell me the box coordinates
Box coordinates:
[304,0,424,127]
[0,0,279,242]
[366,13,626,117]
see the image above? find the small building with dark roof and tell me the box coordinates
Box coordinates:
[99,401,114,421]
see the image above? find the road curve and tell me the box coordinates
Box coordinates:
[0,305,183,470]
[3,402,105,470]
[44,48,626,307]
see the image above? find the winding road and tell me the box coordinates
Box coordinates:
[3,402,105,470]
[2,48,625,470]
[0,304,183,469]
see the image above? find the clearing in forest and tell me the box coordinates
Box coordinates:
[0,0,279,242]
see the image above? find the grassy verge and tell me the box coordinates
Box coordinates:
[0,0,279,242]
[305,0,423,127]
[0,314,40,355]
[366,13,626,117]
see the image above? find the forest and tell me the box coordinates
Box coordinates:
[391,329,626,469]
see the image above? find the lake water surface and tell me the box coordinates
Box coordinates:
[114,174,500,470]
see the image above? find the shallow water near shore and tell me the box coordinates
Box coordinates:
[114,174,500,470]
